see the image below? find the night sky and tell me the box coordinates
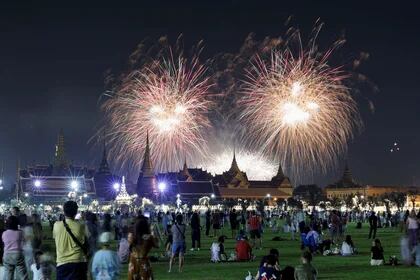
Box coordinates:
[1,1,419,189]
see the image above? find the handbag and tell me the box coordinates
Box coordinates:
[63,218,90,258]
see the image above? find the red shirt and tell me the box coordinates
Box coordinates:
[248,216,260,230]
[236,240,252,261]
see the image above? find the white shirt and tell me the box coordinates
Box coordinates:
[31,263,42,280]
[341,241,353,256]
[211,242,220,262]
[407,217,418,230]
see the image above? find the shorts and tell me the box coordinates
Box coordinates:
[250,229,261,239]
[172,241,186,256]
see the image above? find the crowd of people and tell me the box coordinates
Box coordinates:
[0,202,419,279]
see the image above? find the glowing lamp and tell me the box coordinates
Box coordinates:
[158,182,167,192]
[211,193,215,199]
[70,180,79,190]
[113,183,121,191]
[34,180,41,188]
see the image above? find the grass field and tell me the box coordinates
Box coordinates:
[42,221,419,279]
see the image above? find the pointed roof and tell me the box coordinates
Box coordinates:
[271,160,288,184]
[179,157,193,181]
[228,148,240,174]
[140,131,154,177]
[116,176,132,204]
[98,141,110,174]
[54,129,67,167]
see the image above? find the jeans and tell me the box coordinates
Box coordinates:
[3,251,29,280]
[56,262,88,280]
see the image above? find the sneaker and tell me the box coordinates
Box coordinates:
[197,248,200,251]
[190,248,195,251]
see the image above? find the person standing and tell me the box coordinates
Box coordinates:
[229,209,238,239]
[248,211,262,249]
[368,211,378,239]
[205,210,211,236]
[128,217,159,280]
[2,215,29,280]
[190,211,201,251]
[212,210,221,237]
[406,210,419,250]
[53,201,87,280]
[169,214,186,273]
[294,251,317,280]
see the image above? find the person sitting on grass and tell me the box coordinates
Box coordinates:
[236,235,253,262]
[255,249,280,279]
[341,235,355,256]
[259,248,279,269]
[294,251,317,280]
[210,236,227,262]
[370,238,384,266]
[256,254,281,280]
[236,229,247,241]
[305,227,320,253]
[91,232,121,280]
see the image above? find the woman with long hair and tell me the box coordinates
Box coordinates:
[128,217,159,280]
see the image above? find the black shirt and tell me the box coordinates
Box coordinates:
[371,246,384,260]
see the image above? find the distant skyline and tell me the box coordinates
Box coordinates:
[1,1,420,189]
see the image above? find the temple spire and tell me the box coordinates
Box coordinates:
[342,160,353,183]
[228,147,240,174]
[180,156,192,181]
[98,139,110,174]
[141,131,154,176]
[54,129,67,168]
[276,160,285,178]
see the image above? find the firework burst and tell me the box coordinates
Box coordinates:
[240,36,362,178]
[101,49,213,172]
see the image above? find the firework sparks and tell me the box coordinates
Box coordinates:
[240,42,361,177]
[203,148,277,180]
[101,52,213,172]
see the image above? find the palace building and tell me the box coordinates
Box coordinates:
[18,130,120,203]
[135,134,294,204]
[325,163,420,201]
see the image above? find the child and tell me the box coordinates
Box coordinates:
[211,236,227,262]
[370,238,384,266]
[341,235,355,256]
[31,250,54,280]
[294,251,317,280]
[30,251,42,280]
[91,232,121,280]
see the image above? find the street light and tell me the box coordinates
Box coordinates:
[211,193,215,199]
[70,180,79,190]
[34,180,41,188]
[113,182,120,191]
[158,182,167,192]
[24,192,29,197]
[83,193,88,198]
[266,193,271,198]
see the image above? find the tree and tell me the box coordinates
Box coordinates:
[287,197,303,210]
[407,189,418,209]
[328,196,343,209]
[344,194,355,210]
[387,192,407,211]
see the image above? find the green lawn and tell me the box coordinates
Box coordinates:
[43,222,419,279]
